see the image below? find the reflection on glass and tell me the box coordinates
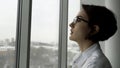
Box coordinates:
[67,0,80,68]
[0,0,17,68]
[30,0,59,68]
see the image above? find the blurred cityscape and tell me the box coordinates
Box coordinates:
[0,38,79,68]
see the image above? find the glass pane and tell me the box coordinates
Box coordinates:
[30,0,59,68]
[0,0,17,68]
[67,0,80,68]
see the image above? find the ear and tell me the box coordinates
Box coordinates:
[90,25,99,35]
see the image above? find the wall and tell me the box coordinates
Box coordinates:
[105,0,120,68]
[81,0,105,6]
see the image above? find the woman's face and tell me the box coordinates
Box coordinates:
[69,9,91,42]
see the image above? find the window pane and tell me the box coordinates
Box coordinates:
[0,0,17,68]
[67,0,80,67]
[30,0,59,68]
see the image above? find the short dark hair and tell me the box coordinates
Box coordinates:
[82,4,117,42]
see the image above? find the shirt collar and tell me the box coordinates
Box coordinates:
[81,42,101,58]
[76,42,101,67]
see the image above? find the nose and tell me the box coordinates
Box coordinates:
[69,22,74,28]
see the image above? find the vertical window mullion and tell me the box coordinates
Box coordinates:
[15,0,32,68]
[58,0,68,68]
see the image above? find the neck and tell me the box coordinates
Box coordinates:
[77,40,95,52]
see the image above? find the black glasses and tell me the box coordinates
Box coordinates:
[73,16,89,24]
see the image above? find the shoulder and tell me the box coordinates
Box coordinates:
[83,50,112,68]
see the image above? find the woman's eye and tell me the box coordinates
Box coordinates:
[77,18,82,22]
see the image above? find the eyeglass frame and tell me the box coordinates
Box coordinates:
[73,16,89,24]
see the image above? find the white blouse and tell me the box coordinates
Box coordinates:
[71,43,112,68]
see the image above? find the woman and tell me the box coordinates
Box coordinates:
[69,4,117,68]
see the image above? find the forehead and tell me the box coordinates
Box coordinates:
[76,9,89,20]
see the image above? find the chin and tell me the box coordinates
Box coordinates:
[69,36,75,41]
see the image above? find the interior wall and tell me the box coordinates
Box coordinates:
[105,0,120,68]
[81,0,105,6]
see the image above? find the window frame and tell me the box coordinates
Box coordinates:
[58,0,68,68]
[15,0,32,68]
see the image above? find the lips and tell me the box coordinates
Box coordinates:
[70,29,73,35]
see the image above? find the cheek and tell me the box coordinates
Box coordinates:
[75,25,90,38]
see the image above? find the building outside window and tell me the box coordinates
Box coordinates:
[0,0,18,68]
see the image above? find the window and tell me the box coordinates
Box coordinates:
[0,0,18,68]
[30,0,59,68]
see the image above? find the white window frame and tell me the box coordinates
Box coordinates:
[58,0,68,68]
[15,0,32,68]
[15,0,68,68]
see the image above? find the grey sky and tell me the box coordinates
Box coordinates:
[0,0,17,41]
[0,0,80,43]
